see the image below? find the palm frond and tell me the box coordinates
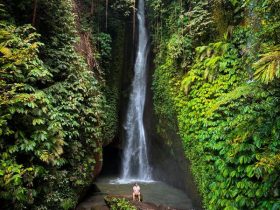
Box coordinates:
[254,48,280,84]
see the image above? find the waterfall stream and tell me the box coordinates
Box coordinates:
[120,0,152,182]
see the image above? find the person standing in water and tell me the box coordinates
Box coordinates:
[132,183,141,201]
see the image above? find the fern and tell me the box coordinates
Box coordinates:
[206,83,256,116]
[254,46,280,84]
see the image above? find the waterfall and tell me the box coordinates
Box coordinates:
[120,0,152,182]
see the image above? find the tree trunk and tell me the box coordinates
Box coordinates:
[97,0,100,51]
[91,0,94,15]
[133,0,136,45]
[105,0,108,30]
[32,0,38,26]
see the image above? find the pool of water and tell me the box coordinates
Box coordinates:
[78,176,195,210]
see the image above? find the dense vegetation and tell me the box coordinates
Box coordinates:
[147,0,280,209]
[104,196,137,210]
[0,0,129,209]
[1,0,280,209]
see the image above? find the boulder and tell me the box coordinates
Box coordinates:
[104,194,183,210]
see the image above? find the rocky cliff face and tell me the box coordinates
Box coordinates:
[97,13,135,177]
[145,55,203,210]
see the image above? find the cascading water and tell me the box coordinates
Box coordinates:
[120,0,152,182]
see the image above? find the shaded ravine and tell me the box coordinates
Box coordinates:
[76,0,202,209]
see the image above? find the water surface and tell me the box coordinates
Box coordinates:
[94,177,194,210]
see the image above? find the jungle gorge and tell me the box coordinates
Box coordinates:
[0,0,279,209]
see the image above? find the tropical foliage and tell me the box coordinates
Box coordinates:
[148,0,280,209]
[104,196,137,210]
[0,0,124,209]
[1,0,280,209]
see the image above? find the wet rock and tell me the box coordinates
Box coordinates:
[104,194,186,210]
[91,207,109,210]
[76,195,109,210]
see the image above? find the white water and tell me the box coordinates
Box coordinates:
[120,0,152,182]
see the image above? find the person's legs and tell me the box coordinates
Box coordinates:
[133,193,141,201]
[134,193,140,201]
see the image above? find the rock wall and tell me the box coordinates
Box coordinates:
[144,55,203,210]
